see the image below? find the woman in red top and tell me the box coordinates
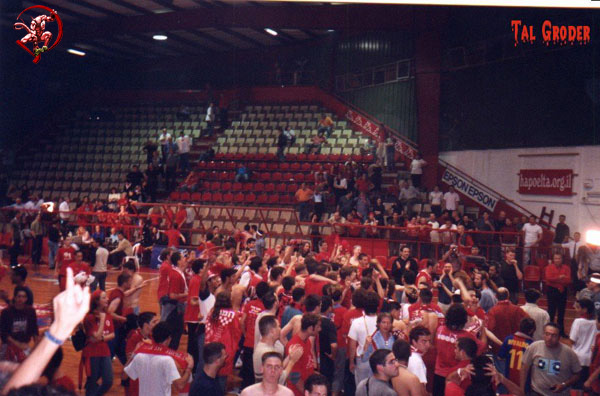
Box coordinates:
[205,291,242,386]
[82,290,115,395]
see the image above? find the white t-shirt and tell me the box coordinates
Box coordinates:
[252,341,285,382]
[410,159,427,175]
[442,192,460,211]
[407,351,427,384]
[428,220,440,243]
[569,317,598,366]
[199,292,215,325]
[159,133,171,144]
[93,247,109,273]
[348,314,378,356]
[429,191,443,206]
[522,223,543,245]
[124,354,181,396]
[176,136,192,153]
[59,201,70,220]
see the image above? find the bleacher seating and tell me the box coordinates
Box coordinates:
[11,104,207,202]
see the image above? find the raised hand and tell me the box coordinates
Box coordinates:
[50,267,91,341]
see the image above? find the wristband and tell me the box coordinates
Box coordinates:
[44,330,65,346]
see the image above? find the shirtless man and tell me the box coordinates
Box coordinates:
[215,259,249,311]
[122,260,147,315]
[241,352,294,396]
[391,339,427,396]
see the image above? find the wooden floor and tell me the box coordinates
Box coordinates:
[0,258,580,395]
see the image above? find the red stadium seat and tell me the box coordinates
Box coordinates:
[283,172,293,181]
[297,154,307,161]
[275,183,286,193]
[212,192,223,202]
[170,191,181,200]
[191,192,202,202]
[210,181,221,190]
[222,182,232,191]
[258,162,267,170]
[280,194,292,204]
[201,192,212,201]
[268,194,279,204]
[259,172,270,181]
[290,162,301,171]
[180,192,191,201]
[524,265,542,290]
[286,154,297,161]
[340,154,350,162]
[272,172,282,181]
[242,183,253,192]
[280,162,290,171]
[234,192,244,203]
[375,256,389,271]
[266,162,278,171]
[311,163,321,171]
[294,173,305,182]
[223,192,233,202]
[352,154,362,162]
[246,192,257,203]
[264,183,275,192]
[330,154,341,162]
[365,154,374,162]
[301,163,311,171]
[307,154,318,162]
[255,182,265,192]
[232,183,242,192]
[316,154,327,162]
[257,193,268,204]
[287,184,298,193]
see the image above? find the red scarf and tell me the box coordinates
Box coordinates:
[135,340,189,370]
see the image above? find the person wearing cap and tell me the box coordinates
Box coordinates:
[582,273,600,317]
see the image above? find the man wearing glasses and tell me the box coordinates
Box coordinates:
[355,349,400,396]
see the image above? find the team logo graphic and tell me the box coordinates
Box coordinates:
[14,5,63,64]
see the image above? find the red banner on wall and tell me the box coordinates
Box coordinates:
[345,109,417,160]
[518,169,574,196]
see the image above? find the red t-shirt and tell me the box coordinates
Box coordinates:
[184,274,202,323]
[341,308,364,354]
[416,270,433,288]
[83,313,114,357]
[304,277,329,297]
[175,209,187,226]
[333,305,349,348]
[341,285,353,309]
[165,229,182,248]
[108,288,125,327]
[487,301,529,353]
[286,334,315,396]
[57,246,76,270]
[168,268,187,302]
[59,260,90,291]
[242,299,265,348]
[434,326,483,377]
[157,261,172,301]
[445,381,466,396]
[314,251,329,262]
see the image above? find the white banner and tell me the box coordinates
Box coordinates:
[441,169,499,212]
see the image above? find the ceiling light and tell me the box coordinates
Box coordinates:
[67,49,86,56]
[153,34,168,41]
[586,230,600,246]
[264,28,278,36]
[327,29,335,32]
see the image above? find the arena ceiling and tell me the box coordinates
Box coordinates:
[4,0,430,61]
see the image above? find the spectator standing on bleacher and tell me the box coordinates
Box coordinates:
[317,115,334,138]
[164,138,179,191]
[295,183,313,222]
[177,131,192,174]
[143,138,158,165]
[399,180,419,218]
[385,137,396,172]
[284,126,296,146]
[126,165,144,188]
[204,103,215,137]
[276,129,288,161]
[522,215,543,266]
[554,214,570,244]
[158,128,171,163]
[409,153,427,188]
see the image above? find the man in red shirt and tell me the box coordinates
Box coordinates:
[285,313,321,396]
[416,259,434,288]
[487,287,530,354]
[108,272,132,365]
[156,248,173,317]
[304,262,336,297]
[59,250,90,291]
[240,282,269,388]
[544,252,571,337]
[166,251,188,350]
[314,241,330,263]
[331,288,348,396]
[57,240,76,291]
[164,224,186,248]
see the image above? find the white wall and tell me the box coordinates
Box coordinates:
[440,145,600,235]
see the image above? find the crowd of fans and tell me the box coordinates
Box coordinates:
[1,190,600,396]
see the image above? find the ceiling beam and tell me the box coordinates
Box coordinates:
[190,30,238,50]
[23,0,94,21]
[103,0,154,15]
[67,4,445,41]
[221,28,263,48]
[72,0,123,17]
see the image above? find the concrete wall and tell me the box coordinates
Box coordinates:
[440,146,600,235]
